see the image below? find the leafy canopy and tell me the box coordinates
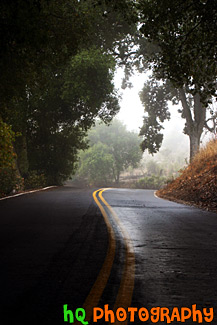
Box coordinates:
[137,0,217,101]
[78,119,143,185]
[0,0,136,186]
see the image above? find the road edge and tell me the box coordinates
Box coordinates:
[0,186,57,201]
[154,190,217,213]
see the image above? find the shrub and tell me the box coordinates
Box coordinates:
[24,171,47,190]
[0,168,24,197]
[0,119,24,197]
[134,175,167,189]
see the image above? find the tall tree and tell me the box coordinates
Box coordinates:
[26,48,119,183]
[0,0,135,110]
[0,0,136,185]
[85,119,143,183]
[78,143,114,186]
[139,77,217,160]
[134,0,217,160]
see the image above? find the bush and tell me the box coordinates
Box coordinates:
[0,118,24,197]
[24,171,47,190]
[134,175,167,189]
[0,168,24,197]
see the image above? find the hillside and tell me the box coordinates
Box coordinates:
[157,138,217,213]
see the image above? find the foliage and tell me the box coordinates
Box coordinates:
[145,160,161,176]
[123,1,217,161]
[14,134,29,177]
[139,74,216,160]
[134,175,167,190]
[0,168,24,197]
[27,125,88,185]
[78,143,114,186]
[138,127,189,179]
[139,78,172,154]
[0,0,136,189]
[0,0,135,109]
[88,119,143,183]
[157,138,217,212]
[0,118,16,169]
[24,47,119,184]
[0,118,24,196]
[137,0,217,100]
[78,119,143,185]
[61,48,119,128]
[0,119,15,196]
[24,171,46,190]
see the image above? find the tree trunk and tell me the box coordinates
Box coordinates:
[189,131,201,162]
[179,89,206,162]
[115,172,120,184]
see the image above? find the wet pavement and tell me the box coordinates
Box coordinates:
[0,187,216,324]
[103,189,217,324]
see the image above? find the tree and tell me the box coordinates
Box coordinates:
[139,76,217,161]
[79,119,143,184]
[0,0,136,185]
[78,143,114,186]
[0,0,135,109]
[139,78,172,154]
[24,48,119,184]
[137,0,217,97]
[134,0,217,160]
[27,126,87,185]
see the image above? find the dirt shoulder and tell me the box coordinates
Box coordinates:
[156,138,217,214]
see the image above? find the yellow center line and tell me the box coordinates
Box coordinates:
[99,189,135,325]
[75,188,135,325]
[74,189,116,324]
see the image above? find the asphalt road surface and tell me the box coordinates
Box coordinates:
[0,186,216,324]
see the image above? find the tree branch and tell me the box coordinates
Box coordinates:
[204,115,217,133]
[204,121,215,132]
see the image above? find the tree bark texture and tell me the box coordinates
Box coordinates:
[179,89,206,162]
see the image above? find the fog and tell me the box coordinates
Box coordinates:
[114,68,189,164]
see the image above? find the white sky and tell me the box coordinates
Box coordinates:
[114,67,215,160]
[114,68,187,134]
[114,67,190,155]
[114,68,146,132]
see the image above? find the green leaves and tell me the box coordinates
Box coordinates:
[78,119,143,185]
[1,0,135,185]
[137,0,217,99]
[62,48,118,125]
[78,143,114,186]
[134,1,217,160]
[139,77,172,154]
[0,118,23,196]
[0,119,16,169]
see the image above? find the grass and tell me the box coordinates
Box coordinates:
[157,137,217,212]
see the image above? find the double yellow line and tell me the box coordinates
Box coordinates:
[81,188,135,324]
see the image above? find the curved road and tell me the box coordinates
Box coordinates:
[0,186,216,324]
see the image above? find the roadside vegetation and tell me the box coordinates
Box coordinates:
[157,138,217,212]
[74,120,143,186]
[0,1,216,199]
[118,129,189,190]
[0,118,23,197]
[72,121,189,189]
[0,1,135,197]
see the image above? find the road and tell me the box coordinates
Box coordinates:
[0,186,216,324]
